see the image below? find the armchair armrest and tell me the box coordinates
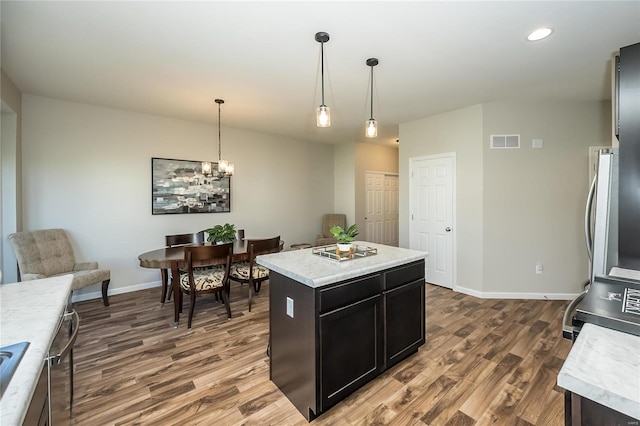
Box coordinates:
[73,261,99,271]
[22,273,47,281]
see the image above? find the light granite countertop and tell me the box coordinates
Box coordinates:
[558,322,640,420]
[256,242,427,288]
[0,275,73,426]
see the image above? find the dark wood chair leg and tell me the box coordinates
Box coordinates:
[254,281,262,293]
[188,292,196,329]
[101,279,110,306]
[221,290,232,319]
[160,269,168,303]
[248,281,253,312]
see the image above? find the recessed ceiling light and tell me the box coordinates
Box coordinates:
[527,27,553,41]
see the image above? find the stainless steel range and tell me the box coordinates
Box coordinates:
[573,274,640,338]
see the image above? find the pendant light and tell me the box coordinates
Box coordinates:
[365,58,378,138]
[202,99,233,178]
[315,32,331,127]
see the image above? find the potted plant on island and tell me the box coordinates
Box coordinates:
[330,224,359,253]
[205,223,236,244]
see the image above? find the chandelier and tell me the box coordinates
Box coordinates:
[202,98,233,178]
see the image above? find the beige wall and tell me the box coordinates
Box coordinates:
[399,105,484,292]
[399,100,610,297]
[482,100,610,295]
[354,142,399,235]
[333,142,356,225]
[1,70,23,283]
[21,95,334,299]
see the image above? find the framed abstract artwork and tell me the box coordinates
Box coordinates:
[151,157,231,215]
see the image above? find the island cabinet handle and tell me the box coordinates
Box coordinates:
[49,310,80,365]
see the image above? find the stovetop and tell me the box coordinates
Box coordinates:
[575,274,640,336]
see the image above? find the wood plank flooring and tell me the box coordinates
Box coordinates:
[69,282,572,425]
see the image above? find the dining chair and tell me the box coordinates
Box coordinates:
[179,243,233,328]
[229,236,281,312]
[161,231,205,304]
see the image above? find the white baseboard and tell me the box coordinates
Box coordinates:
[74,280,579,303]
[454,285,578,301]
[71,280,161,303]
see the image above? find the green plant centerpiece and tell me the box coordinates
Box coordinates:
[330,224,359,253]
[205,223,236,244]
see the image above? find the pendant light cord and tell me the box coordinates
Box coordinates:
[370,65,374,120]
[218,101,222,162]
[321,41,325,106]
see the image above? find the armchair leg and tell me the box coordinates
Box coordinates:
[102,279,111,306]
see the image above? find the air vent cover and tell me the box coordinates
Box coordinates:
[490,134,520,149]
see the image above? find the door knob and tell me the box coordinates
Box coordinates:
[445,227,451,232]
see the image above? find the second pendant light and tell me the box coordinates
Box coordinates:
[365,58,378,138]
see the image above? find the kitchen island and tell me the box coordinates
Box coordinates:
[256,242,427,421]
[0,275,73,425]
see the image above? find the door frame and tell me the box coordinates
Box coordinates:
[409,153,457,290]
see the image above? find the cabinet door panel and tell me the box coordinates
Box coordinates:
[319,295,382,411]
[385,279,425,367]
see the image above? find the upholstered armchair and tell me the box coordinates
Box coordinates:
[8,229,111,306]
[314,214,347,246]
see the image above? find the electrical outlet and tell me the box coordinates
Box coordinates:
[286,297,294,318]
[536,262,544,275]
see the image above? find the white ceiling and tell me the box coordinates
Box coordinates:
[2,1,639,147]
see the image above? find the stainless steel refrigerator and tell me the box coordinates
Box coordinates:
[563,41,640,341]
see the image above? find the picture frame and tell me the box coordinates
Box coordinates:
[151,157,231,215]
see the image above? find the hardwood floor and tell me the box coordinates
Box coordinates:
[70,282,572,425]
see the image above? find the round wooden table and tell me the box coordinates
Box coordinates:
[138,239,282,327]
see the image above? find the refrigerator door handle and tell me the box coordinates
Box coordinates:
[49,310,80,365]
[584,174,597,262]
[562,285,588,340]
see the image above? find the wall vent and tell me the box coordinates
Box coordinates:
[490,134,520,149]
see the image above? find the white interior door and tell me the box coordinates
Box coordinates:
[365,172,399,246]
[365,173,384,244]
[410,155,455,288]
[384,175,399,246]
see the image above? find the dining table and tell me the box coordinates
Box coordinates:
[138,238,283,327]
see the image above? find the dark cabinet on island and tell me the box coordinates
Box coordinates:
[257,243,426,422]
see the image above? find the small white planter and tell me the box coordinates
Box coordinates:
[337,243,353,253]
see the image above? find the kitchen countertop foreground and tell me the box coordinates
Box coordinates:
[0,275,73,426]
[256,242,427,288]
[558,322,640,420]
